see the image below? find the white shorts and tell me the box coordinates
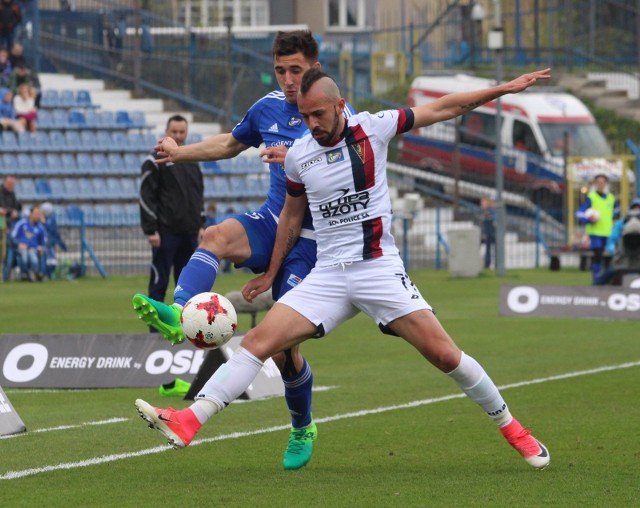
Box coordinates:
[278,255,431,337]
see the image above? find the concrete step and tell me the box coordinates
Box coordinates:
[40,73,105,91]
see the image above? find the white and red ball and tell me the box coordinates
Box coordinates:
[180,292,238,349]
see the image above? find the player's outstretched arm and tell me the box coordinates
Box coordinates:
[242,192,307,302]
[155,132,250,164]
[411,68,551,129]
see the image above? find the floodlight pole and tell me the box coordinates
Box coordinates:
[490,0,506,277]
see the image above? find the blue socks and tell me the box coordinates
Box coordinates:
[174,248,220,306]
[283,359,313,429]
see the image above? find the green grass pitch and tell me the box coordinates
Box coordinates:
[0,268,638,506]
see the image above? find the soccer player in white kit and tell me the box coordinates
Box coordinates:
[135,67,552,470]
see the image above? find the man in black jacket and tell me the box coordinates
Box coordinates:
[140,115,205,319]
[0,174,21,280]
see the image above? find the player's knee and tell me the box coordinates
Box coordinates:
[201,224,229,255]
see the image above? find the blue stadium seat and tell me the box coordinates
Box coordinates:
[76,153,94,174]
[68,110,87,129]
[120,177,137,198]
[17,153,33,172]
[104,177,122,197]
[84,109,99,128]
[91,178,107,198]
[2,131,18,151]
[34,131,52,152]
[115,110,133,128]
[40,89,60,109]
[37,109,54,129]
[63,130,82,151]
[48,130,66,152]
[96,130,113,151]
[51,109,69,129]
[17,132,37,152]
[92,153,110,174]
[110,130,127,149]
[16,177,36,200]
[2,154,19,173]
[130,110,148,129]
[80,131,99,151]
[45,153,63,174]
[107,153,125,174]
[93,204,112,226]
[31,153,49,173]
[66,205,83,224]
[75,89,94,108]
[201,160,221,174]
[60,153,78,174]
[80,204,97,226]
[63,177,82,198]
[59,89,76,108]
[123,203,140,225]
[48,178,65,199]
[205,176,231,199]
[35,178,52,198]
[124,153,143,172]
[228,176,248,197]
[97,110,116,129]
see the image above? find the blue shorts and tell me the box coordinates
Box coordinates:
[231,204,317,300]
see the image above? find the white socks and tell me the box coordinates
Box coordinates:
[447,352,513,428]
[191,347,264,425]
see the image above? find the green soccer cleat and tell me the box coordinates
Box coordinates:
[283,421,317,470]
[159,378,192,397]
[132,294,185,345]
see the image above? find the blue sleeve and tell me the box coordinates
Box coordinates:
[231,102,264,148]
[576,197,593,225]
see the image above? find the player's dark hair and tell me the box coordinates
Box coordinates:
[300,68,334,95]
[166,114,188,129]
[594,173,609,182]
[272,30,318,62]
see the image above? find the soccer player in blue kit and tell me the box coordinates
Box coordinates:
[132,30,354,470]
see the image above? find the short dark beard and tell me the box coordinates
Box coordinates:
[315,106,341,147]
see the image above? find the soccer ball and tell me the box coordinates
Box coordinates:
[585,208,600,223]
[180,292,238,349]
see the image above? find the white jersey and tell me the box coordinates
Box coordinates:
[284,109,415,267]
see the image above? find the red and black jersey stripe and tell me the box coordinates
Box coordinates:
[343,123,383,259]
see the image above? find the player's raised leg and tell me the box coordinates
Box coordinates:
[133,219,251,344]
[392,308,550,470]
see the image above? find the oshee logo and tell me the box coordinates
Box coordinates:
[506,286,540,314]
[320,189,370,218]
[2,343,206,383]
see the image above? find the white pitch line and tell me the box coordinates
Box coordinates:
[0,418,128,440]
[1,360,638,481]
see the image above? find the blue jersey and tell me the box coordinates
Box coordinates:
[11,219,47,248]
[232,90,355,229]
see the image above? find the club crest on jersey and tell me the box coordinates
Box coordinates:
[326,149,344,164]
[288,116,302,127]
[352,141,366,163]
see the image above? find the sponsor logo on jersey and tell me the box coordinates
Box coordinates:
[301,156,323,170]
[287,274,303,287]
[320,188,370,218]
[326,149,344,164]
[268,123,279,132]
[288,117,302,127]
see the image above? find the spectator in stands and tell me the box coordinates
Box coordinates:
[11,202,46,282]
[0,47,11,86]
[594,197,640,285]
[13,81,36,131]
[0,86,23,131]
[9,62,39,104]
[576,173,619,283]
[8,40,25,68]
[40,201,67,279]
[0,0,21,51]
[0,174,20,279]
[139,114,205,329]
